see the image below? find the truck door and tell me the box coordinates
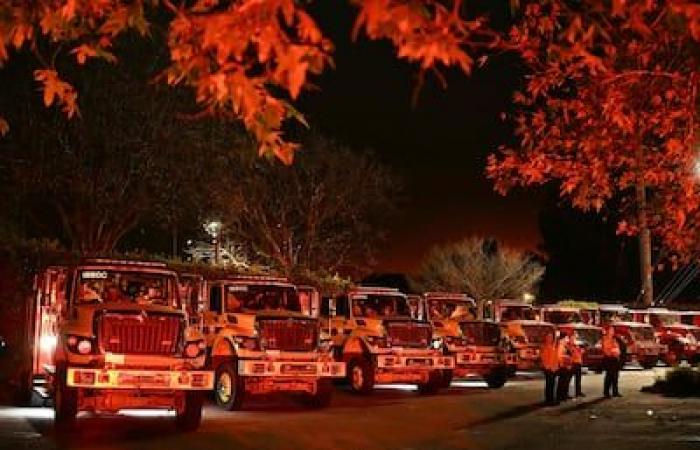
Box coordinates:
[31,267,67,380]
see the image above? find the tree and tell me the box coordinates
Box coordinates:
[413,237,544,318]
[487,0,700,305]
[0,52,243,253]
[213,136,400,277]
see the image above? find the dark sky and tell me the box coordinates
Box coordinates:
[300,3,545,273]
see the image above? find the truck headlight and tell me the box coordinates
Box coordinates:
[365,336,387,348]
[185,340,207,358]
[431,337,444,350]
[67,335,95,355]
[234,336,259,350]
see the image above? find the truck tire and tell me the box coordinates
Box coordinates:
[642,357,659,370]
[663,352,678,367]
[348,357,374,395]
[54,366,78,430]
[417,370,441,395]
[301,379,333,408]
[215,362,245,410]
[485,370,508,389]
[175,391,203,432]
[439,369,453,389]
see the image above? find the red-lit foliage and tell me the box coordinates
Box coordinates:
[487,0,700,259]
[0,0,498,162]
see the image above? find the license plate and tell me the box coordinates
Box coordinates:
[281,364,317,375]
[117,373,169,387]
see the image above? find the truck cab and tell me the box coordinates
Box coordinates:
[421,292,508,388]
[632,308,699,365]
[29,259,212,430]
[199,275,344,410]
[500,320,556,371]
[322,286,454,394]
[612,322,664,369]
[557,322,604,372]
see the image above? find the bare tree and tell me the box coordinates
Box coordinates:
[214,136,400,277]
[414,237,545,318]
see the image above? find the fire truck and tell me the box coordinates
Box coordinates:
[611,322,664,369]
[421,293,509,388]
[630,308,699,365]
[500,320,556,371]
[198,275,344,410]
[557,322,605,371]
[322,286,454,394]
[27,259,213,430]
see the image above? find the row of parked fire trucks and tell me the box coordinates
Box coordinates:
[16,258,700,431]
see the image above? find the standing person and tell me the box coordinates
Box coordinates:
[602,325,622,398]
[556,333,573,401]
[613,331,627,397]
[540,331,560,406]
[569,332,585,397]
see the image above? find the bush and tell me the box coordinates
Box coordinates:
[643,367,700,397]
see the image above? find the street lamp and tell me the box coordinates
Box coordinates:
[204,220,222,265]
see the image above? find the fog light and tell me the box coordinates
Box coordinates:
[191,374,206,388]
[185,342,200,358]
[253,363,266,374]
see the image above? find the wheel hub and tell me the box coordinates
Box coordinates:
[351,365,364,389]
[217,372,233,404]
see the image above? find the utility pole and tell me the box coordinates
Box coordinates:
[636,145,653,307]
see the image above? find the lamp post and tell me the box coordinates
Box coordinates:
[204,220,222,265]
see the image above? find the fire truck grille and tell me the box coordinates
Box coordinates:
[386,322,431,347]
[258,318,318,352]
[96,313,183,355]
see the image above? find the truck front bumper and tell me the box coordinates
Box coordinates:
[67,367,214,390]
[238,360,345,378]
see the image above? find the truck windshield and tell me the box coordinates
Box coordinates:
[351,294,410,318]
[574,328,602,346]
[630,326,655,341]
[461,322,500,346]
[427,299,475,321]
[77,270,178,308]
[225,284,300,312]
[501,306,537,321]
[522,325,554,344]
[544,310,581,324]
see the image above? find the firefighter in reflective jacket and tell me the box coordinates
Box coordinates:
[540,331,559,406]
[602,325,622,398]
[556,334,573,401]
[569,333,585,397]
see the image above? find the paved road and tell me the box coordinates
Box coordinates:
[1,368,699,450]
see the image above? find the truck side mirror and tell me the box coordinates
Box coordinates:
[329,298,337,317]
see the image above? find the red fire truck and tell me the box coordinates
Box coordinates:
[421,293,509,388]
[198,275,344,410]
[322,287,454,394]
[612,322,664,369]
[630,308,699,365]
[557,323,605,371]
[26,259,213,430]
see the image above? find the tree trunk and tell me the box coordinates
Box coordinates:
[635,146,654,307]
[172,226,178,258]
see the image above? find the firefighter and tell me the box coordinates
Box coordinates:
[569,332,585,397]
[602,325,622,398]
[556,333,573,401]
[540,331,560,406]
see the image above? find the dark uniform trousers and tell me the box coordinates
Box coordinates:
[603,356,620,396]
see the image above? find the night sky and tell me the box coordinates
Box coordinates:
[301,3,544,273]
